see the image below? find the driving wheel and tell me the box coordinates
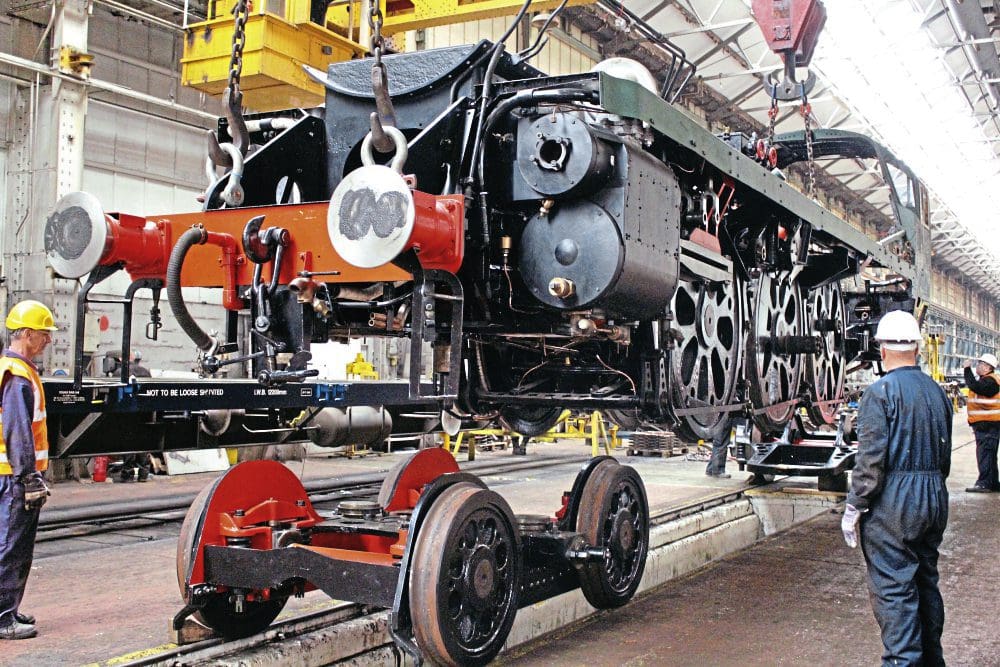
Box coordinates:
[746,271,805,434]
[805,281,847,425]
[668,276,742,442]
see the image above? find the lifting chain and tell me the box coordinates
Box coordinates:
[367,0,399,154]
[204,0,251,207]
[222,0,250,157]
[801,93,816,198]
[766,94,778,150]
[227,0,248,103]
[368,0,384,56]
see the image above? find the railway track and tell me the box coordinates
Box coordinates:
[112,475,779,667]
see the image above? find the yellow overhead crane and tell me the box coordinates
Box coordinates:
[182,0,591,111]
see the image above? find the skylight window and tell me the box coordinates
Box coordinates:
[810,1,1000,249]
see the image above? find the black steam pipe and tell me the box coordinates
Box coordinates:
[167,226,215,351]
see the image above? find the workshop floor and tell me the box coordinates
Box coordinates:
[503,418,1000,667]
[7,418,997,666]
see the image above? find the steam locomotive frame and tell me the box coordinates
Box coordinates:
[39,38,928,664]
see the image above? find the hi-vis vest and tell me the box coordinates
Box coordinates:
[0,355,49,474]
[967,371,1000,425]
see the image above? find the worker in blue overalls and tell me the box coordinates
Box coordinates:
[841,310,952,666]
[0,300,57,640]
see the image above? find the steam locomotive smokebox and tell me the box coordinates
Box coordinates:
[516,119,681,320]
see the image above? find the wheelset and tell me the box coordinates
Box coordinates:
[409,482,520,666]
[576,459,649,608]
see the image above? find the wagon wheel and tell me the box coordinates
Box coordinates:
[668,277,742,442]
[470,339,564,437]
[805,281,847,425]
[746,271,805,434]
[498,405,563,437]
[576,460,649,609]
[176,482,287,639]
[410,482,520,666]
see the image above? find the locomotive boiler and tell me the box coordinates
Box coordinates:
[41,33,926,665]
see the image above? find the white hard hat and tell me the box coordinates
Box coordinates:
[874,310,921,351]
[978,353,998,369]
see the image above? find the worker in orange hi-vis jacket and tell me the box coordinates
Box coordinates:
[0,300,57,640]
[963,351,1000,493]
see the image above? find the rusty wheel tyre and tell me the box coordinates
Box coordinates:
[577,461,649,609]
[176,481,287,639]
[410,482,520,666]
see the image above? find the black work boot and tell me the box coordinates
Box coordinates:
[0,621,37,640]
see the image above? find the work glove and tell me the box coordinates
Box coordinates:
[841,503,861,548]
[22,473,50,511]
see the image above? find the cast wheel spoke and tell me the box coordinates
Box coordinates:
[669,276,742,441]
[747,271,804,434]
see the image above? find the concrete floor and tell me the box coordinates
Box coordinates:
[504,418,1000,667]
[6,418,998,666]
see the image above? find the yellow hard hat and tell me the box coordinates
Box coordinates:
[5,300,58,331]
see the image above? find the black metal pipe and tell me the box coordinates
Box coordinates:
[167,226,214,351]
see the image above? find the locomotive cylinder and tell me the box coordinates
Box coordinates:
[516,114,614,198]
[514,117,682,320]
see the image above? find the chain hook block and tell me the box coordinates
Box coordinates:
[360,126,408,174]
[206,143,245,207]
